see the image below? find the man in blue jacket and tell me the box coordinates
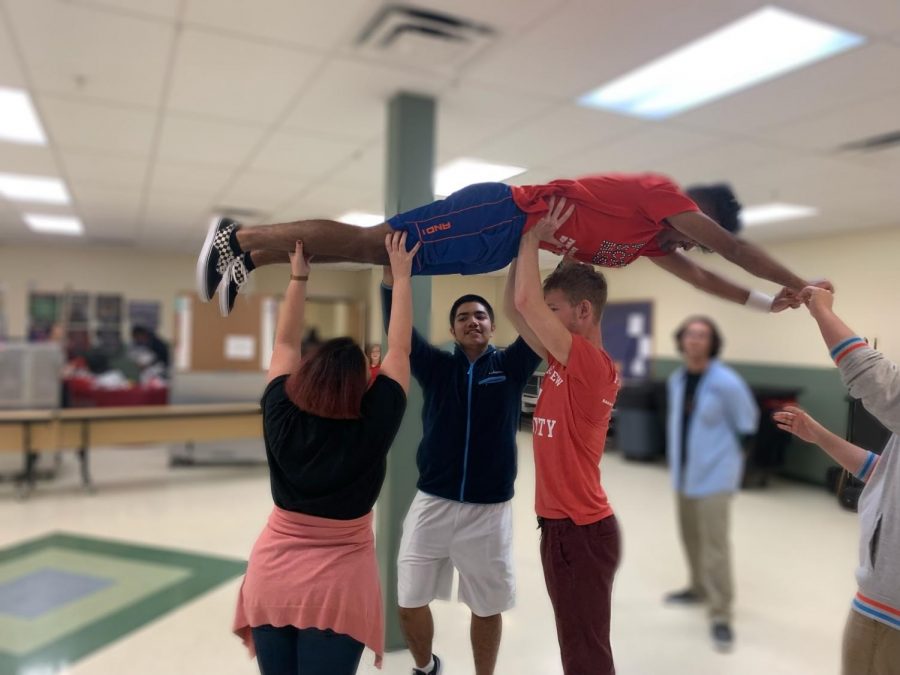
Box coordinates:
[381,263,541,675]
[665,315,758,653]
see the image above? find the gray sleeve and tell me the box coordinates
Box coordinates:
[838,345,900,436]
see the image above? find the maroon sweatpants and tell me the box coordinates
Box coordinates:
[539,514,620,675]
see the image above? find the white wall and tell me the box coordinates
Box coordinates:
[5,223,899,369]
[602,225,900,367]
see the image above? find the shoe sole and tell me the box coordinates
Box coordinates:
[218,263,232,317]
[196,216,223,302]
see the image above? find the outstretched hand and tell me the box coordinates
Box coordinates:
[530,196,575,250]
[289,240,311,277]
[385,231,421,280]
[801,285,835,319]
[772,406,825,444]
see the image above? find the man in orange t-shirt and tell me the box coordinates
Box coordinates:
[507,198,622,675]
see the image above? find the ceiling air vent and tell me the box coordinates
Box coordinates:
[356,4,495,70]
[838,129,900,153]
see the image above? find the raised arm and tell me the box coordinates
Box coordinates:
[666,211,830,293]
[504,258,548,360]
[802,286,900,436]
[267,240,310,382]
[378,232,421,393]
[514,198,574,365]
[773,406,876,481]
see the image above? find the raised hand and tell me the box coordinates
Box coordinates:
[772,405,826,444]
[385,231,422,280]
[289,240,311,277]
[800,286,835,319]
[530,196,575,249]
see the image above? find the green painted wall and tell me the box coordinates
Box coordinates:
[652,358,848,485]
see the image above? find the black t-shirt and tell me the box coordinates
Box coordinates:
[260,373,407,520]
[680,371,703,488]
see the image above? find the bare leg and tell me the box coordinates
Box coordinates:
[249,250,364,269]
[471,613,502,675]
[237,219,392,265]
[398,605,434,669]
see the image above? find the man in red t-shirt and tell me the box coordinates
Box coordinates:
[197,174,828,316]
[506,198,622,675]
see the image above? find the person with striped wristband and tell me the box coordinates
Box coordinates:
[773,286,900,675]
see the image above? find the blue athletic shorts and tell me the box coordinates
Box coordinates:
[387,183,526,276]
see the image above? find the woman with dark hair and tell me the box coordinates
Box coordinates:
[233,232,420,674]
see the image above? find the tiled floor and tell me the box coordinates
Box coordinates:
[0,434,859,675]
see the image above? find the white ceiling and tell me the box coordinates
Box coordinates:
[1,0,899,253]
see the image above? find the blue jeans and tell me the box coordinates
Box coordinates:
[251,625,364,675]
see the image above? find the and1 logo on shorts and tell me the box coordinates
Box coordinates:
[532,336,619,526]
[510,173,699,268]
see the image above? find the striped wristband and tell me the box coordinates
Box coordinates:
[830,336,866,365]
[745,290,774,312]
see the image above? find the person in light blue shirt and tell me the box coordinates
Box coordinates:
[665,315,758,653]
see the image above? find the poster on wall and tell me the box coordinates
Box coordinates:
[128,300,161,332]
[95,294,123,325]
[600,301,654,381]
[28,292,60,341]
[65,292,90,324]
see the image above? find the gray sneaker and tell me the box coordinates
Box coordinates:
[712,622,734,652]
[664,588,704,605]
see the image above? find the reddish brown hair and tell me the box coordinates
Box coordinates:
[543,264,608,322]
[285,337,368,419]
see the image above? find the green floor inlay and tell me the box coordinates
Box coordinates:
[0,533,246,674]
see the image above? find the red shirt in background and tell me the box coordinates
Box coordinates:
[510,173,699,268]
[533,335,620,525]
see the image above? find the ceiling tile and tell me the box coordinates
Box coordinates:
[184,0,371,50]
[156,114,265,167]
[39,96,157,155]
[247,130,361,178]
[758,88,900,152]
[0,143,60,176]
[68,0,182,21]
[6,0,175,107]
[677,43,900,136]
[167,28,325,124]
[474,103,642,168]
[59,149,149,188]
[281,58,445,141]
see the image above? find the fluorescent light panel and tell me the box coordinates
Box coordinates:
[0,87,47,145]
[0,173,70,204]
[742,202,817,225]
[434,158,526,197]
[578,6,865,119]
[336,211,385,227]
[24,214,84,236]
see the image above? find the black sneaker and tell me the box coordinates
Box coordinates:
[196,217,241,301]
[412,654,441,675]
[711,622,734,652]
[664,589,705,605]
[218,255,251,316]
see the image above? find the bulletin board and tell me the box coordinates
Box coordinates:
[175,292,267,372]
[600,301,654,380]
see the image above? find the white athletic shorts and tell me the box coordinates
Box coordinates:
[397,490,515,617]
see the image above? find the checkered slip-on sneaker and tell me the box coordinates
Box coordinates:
[218,255,251,317]
[196,216,241,301]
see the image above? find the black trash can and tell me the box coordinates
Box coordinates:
[615,381,666,461]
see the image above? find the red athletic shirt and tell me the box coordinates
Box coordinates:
[510,173,699,268]
[532,335,620,525]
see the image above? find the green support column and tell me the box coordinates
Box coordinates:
[377,92,435,650]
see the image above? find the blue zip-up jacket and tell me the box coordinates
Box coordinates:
[381,284,541,503]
